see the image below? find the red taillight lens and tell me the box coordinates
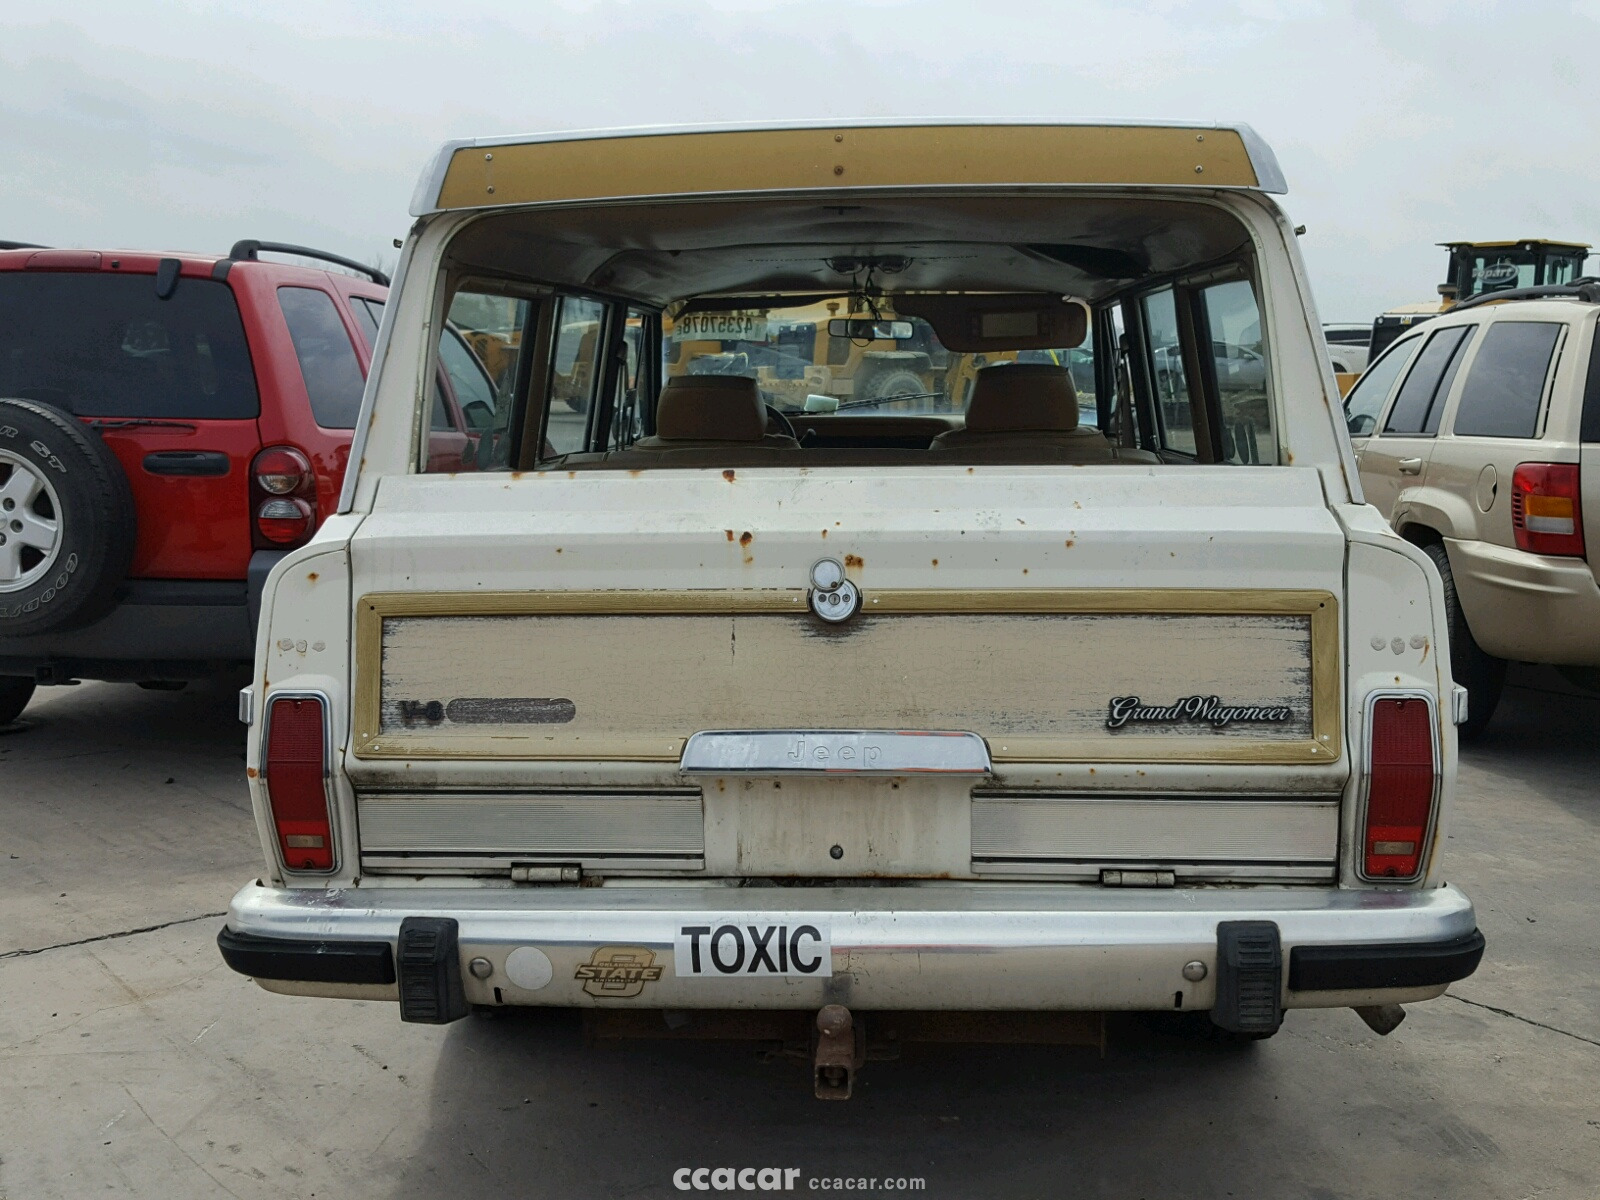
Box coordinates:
[264,696,333,872]
[1511,462,1584,557]
[256,497,313,544]
[1362,696,1437,880]
[250,445,316,550]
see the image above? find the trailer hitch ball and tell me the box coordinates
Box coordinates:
[814,1004,863,1100]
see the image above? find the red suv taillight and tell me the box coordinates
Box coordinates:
[1360,695,1439,881]
[263,695,334,872]
[250,446,316,549]
[1511,462,1584,557]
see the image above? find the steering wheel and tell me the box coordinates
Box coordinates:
[765,404,797,440]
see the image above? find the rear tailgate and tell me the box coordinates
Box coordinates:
[97,421,259,578]
[345,465,1348,881]
[0,266,262,579]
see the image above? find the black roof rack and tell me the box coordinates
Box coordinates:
[228,239,389,286]
[1452,278,1600,311]
[0,240,47,251]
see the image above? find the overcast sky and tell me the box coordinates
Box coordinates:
[3,0,1597,322]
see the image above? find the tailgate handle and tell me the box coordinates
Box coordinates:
[143,451,231,477]
[1397,457,1424,475]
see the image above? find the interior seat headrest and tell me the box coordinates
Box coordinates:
[964,363,1080,432]
[655,375,767,442]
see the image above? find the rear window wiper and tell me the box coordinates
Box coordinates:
[829,393,945,413]
[84,418,199,432]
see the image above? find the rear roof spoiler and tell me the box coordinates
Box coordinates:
[409,119,1289,216]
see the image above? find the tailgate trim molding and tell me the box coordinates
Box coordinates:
[353,588,1340,764]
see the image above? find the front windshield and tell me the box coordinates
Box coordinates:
[662,304,1096,422]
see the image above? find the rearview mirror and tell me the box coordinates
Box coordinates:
[828,318,913,341]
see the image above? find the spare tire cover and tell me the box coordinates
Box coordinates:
[0,398,136,636]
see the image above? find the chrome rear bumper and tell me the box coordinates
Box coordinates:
[223,880,1481,1013]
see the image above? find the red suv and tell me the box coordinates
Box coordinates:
[0,239,494,724]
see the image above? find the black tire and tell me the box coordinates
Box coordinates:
[0,398,135,637]
[1423,541,1504,739]
[0,675,34,724]
[860,369,927,404]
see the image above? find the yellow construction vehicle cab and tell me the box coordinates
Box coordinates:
[1368,239,1591,359]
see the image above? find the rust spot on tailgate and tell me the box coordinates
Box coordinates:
[723,469,736,482]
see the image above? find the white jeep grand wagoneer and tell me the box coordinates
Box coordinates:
[219,121,1482,1096]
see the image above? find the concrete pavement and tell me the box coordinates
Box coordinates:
[2,672,1596,1198]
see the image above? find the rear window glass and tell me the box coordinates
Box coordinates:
[279,286,366,429]
[0,272,259,418]
[1451,322,1562,439]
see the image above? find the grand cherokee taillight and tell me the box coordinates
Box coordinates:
[1359,694,1439,882]
[1511,462,1584,557]
[250,446,316,548]
[263,694,334,872]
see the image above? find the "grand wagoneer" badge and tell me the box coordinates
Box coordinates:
[1106,695,1295,730]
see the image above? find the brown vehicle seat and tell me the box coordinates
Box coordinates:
[929,363,1156,464]
[619,375,799,465]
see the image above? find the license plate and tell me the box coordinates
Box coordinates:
[674,921,832,977]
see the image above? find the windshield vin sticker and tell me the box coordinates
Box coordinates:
[675,922,832,978]
[1106,695,1294,730]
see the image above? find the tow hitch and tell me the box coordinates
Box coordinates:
[812,1004,865,1100]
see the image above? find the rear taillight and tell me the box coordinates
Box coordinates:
[263,695,334,872]
[1511,462,1584,557]
[1360,695,1438,881]
[250,445,316,550]
[256,497,313,544]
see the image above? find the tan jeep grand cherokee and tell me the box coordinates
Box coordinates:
[1345,281,1600,735]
